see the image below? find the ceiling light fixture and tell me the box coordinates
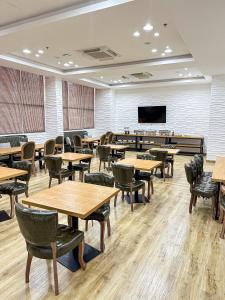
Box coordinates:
[154,32,159,37]
[179,73,183,77]
[165,48,172,53]
[161,53,166,56]
[133,31,140,37]
[68,61,73,65]
[74,65,79,68]
[35,54,40,57]
[143,24,153,31]
[64,63,69,67]
[23,49,31,54]
[152,48,157,53]
[58,61,61,65]
[184,67,188,71]
[100,76,104,79]
[188,73,192,77]
[113,80,118,83]
[38,50,44,54]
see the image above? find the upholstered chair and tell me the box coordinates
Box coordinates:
[72,148,93,182]
[84,173,114,252]
[45,156,75,188]
[39,139,56,172]
[136,154,156,200]
[112,163,145,212]
[0,142,11,166]
[98,145,117,172]
[55,136,64,153]
[0,161,32,218]
[21,141,36,175]
[149,150,169,181]
[15,203,86,296]
[100,134,107,145]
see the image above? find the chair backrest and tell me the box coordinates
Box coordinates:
[55,135,63,144]
[0,142,10,148]
[44,139,56,156]
[107,133,114,144]
[112,163,134,185]
[45,156,63,175]
[160,144,176,149]
[21,141,35,160]
[84,173,114,187]
[192,156,202,177]
[136,153,156,160]
[98,145,111,161]
[73,135,82,147]
[149,150,168,162]
[65,136,71,146]
[184,163,196,186]
[100,134,107,145]
[12,161,33,182]
[194,154,204,174]
[15,203,58,246]
[78,148,93,163]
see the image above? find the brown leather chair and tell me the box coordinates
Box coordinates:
[40,139,56,172]
[55,136,63,153]
[149,150,169,181]
[21,141,36,175]
[98,145,117,172]
[15,203,86,295]
[112,163,145,212]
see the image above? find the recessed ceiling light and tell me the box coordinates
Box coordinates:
[118,79,122,82]
[58,61,61,65]
[154,32,159,37]
[133,31,140,37]
[68,61,73,65]
[184,67,188,71]
[74,64,79,68]
[23,49,31,54]
[143,24,153,31]
[161,53,166,56]
[113,80,118,83]
[100,76,104,79]
[179,73,183,77]
[165,48,172,53]
[38,50,44,54]
[64,63,69,67]
[152,48,157,53]
[35,54,40,57]
[188,73,192,77]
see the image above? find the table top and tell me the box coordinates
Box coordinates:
[119,158,161,171]
[82,137,100,143]
[212,156,225,183]
[54,152,93,162]
[108,144,129,151]
[0,143,62,156]
[22,181,119,219]
[150,148,180,155]
[0,166,27,181]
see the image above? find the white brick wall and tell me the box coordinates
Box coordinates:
[207,75,225,160]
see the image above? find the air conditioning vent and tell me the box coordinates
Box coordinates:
[80,46,120,61]
[130,72,153,79]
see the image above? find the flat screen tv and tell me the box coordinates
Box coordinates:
[138,106,166,123]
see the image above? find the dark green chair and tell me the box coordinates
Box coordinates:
[15,203,86,296]
[45,156,75,188]
[84,173,114,252]
[72,148,93,182]
[112,163,145,212]
[184,163,218,217]
[136,154,155,200]
[0,161,32,218]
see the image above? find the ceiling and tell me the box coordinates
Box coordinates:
[0,0,222,88]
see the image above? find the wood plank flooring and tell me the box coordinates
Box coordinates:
[0,152,225,300]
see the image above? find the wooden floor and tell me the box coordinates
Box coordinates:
[0,152,225,300]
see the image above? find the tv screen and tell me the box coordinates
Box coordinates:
[138,106,166,123]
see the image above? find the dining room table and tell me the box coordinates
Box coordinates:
[0,166,27,221]
[22,180,119,272]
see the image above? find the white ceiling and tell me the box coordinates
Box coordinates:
[0,0,222,88]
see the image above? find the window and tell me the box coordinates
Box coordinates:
[0,66,45,134]
[63,81,94,130]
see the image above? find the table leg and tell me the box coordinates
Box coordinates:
[38,151,43,169]
[68,161,73,180]
[57,216,101,272]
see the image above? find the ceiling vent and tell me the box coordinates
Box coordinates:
[80,46,120,61]
[130,72,153,80]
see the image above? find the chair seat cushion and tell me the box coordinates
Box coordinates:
[0,181,27,195]
[26,224,84,259]
[72,163,89,171]
[85,203,110,222]
[192,181,218,198]
[136,172,153,181]
[116,180,145,191]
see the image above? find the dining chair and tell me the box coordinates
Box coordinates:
[84,173,114,252]
[149,150,169,181]
[0,161,32,218]
[39,139,56,172]
[219,185,225,238]
[0,142,11,166]
[15,203,86,296]
[21,141,36,175]
[72,148,93,182]
[55,136,64,153]
[160,144,176,176]
[45,156,75,188]
[98,145,117,172]
[112,163,145,212]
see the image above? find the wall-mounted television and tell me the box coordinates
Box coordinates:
[138,106,166,123]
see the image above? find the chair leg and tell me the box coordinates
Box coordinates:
[189,194,194,213]
[15,195,18,203]
[171,161,174,177]
[78,240,86,270]
[121,191,124,201]
[100,221,105,252]
[51,242,59,296]
[25,189,29,198]
[150,180,154,195]
[106,218,111,237]
[25,252,33,283]
[99,161,101,172]
[85,220,88,231]
[219,206,224,223]
[130,190,134,212]
[193,196,197,207]
[220,211,225,239]
[9,195,15,218]
[147,181,150,200]
[163,167,165,182]
[114,194,118,207]
[49,176,52,188]
[142,186,146,205]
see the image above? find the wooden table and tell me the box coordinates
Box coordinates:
[212,156,225,183]
[0,166,27,221]
[54,152,94,179]
[149,148,180,156]
[22,181,119,271]
[82,137,100,149]
[108,144,129,155]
